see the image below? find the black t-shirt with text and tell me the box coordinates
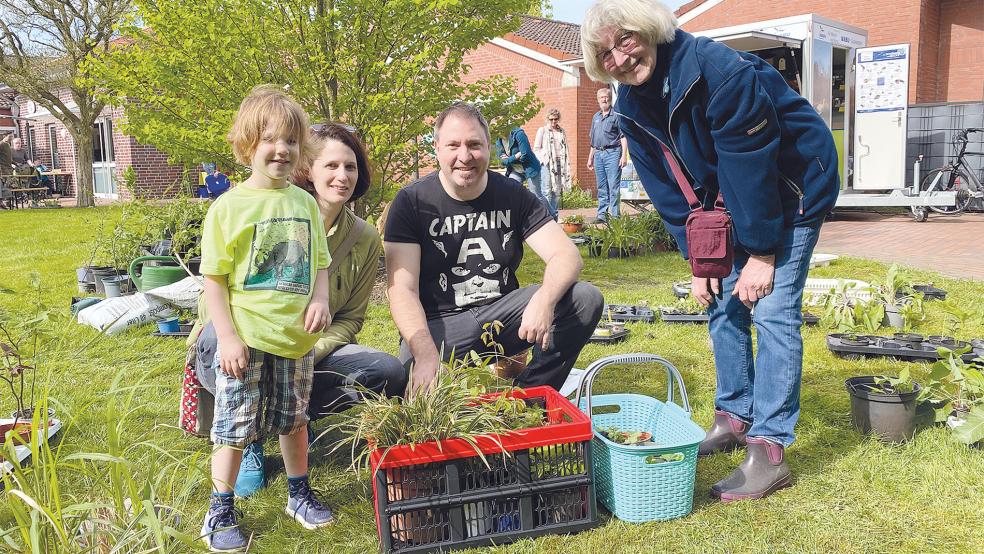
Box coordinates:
[385,171,551,318]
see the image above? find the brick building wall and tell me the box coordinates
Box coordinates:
[681,0,983,103]
[462,41,607,196]
[937,0,984,102]
[13,91,186,201]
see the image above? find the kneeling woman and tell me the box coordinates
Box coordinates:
[195,123,407,497]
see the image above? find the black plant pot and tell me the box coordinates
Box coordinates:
[607,247,631,259]
[845,376,921,443]
[587,240,602,258]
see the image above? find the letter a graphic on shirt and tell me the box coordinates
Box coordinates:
[457,237,494,264]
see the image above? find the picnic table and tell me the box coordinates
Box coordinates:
[40,169,71,195]
[10,187,48,209]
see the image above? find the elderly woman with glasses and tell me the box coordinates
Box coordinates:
[581,0,840,502]
[193,123,407,498]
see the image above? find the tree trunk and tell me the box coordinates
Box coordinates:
[74,129,96,208]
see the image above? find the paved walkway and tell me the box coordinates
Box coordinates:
[559,205,984,281]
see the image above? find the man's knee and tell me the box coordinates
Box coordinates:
[567,281,604,322]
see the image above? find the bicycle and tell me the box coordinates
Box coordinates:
[916,128,984,219]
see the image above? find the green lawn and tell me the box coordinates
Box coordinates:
[2,206,984,553]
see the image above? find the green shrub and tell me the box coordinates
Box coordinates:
[560,185,594,209]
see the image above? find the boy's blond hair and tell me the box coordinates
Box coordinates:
[228,84,311,165]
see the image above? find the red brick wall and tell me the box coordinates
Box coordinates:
[13,93,186,200]
[461,42,607,196]
[938,0,984,101]
[682,0,984,103]
[683,1,929,101]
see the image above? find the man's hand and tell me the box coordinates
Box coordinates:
[587,155,594,171]
[618,154,627,168]
[733,254,776,308]
[518,292,555,350]
[304,296,331,333]
[218,334,249,380]
[408,355,441,398]
[691,275,721,308]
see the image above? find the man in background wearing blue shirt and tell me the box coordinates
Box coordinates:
[587,88,627,223]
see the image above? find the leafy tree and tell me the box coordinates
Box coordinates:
[96,0,543,216]
[529,1,553,18]
[0,0,132,207]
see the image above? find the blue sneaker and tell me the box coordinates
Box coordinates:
[234,442,266,498]
[285,480,335,530]
[200,497,247,552]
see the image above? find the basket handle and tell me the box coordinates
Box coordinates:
[574,353,692,421]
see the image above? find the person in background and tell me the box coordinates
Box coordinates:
[497,125,556,220]
[0,134,13,175]
[582,0,839,502]
[587,88,627,223]
[534,109,572,212]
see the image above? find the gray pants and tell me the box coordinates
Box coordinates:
[399,282,604,391]
[308,344,407,420]
[196,323,406,421]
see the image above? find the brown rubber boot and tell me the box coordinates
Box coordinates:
[698,409,749,456]
[709,437,792,502]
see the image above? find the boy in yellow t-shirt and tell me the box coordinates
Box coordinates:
[199,85,333,551]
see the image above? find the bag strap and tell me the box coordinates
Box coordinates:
[659,142,725,212]
[326,216,367,279]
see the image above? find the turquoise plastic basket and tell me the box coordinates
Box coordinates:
[575,354,706,523]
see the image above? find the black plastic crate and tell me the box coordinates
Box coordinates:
[588,329,630,343]
[371,388,598,553]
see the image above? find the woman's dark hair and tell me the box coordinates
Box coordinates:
[293,123,372,202]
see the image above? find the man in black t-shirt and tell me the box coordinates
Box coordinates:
[385,102,603,393]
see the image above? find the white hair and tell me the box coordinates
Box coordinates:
[581,0,678,83]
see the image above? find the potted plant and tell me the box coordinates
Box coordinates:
[820,280,884,333]
[561,214,585,234]
[1,293,57,444]
[919,346,984,446]
[584,226,605,258]
[602,216,642,258]
[845,366,922,443]
[597,425,656,446]
[874,264,923,329]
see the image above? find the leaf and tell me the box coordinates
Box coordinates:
[951,406,984,445]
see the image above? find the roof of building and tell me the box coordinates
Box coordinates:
[505,15,582,59]
[675,0,712,17]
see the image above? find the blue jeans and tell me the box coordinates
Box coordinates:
[706,224,821,447]
[509,172,557,220]
[594,149,621,220]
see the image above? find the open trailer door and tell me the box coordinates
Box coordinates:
[852,44,909,190]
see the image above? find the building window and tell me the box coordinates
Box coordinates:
[47,125,59,168]
[93,119,115,163]
[25,124,37,160]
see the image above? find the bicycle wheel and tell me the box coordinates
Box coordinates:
[921,166,974,215]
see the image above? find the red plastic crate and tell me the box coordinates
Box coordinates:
[369,386,598,553]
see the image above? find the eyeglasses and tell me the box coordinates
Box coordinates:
[597,31,639,69]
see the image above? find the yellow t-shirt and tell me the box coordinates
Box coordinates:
[199,183,330,359]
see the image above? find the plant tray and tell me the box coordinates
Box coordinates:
[568,234,590,246]
[604,304,655,323]
[826,334,984,363]
[803,312,821,326]
[672,282,691,299]
[908,284,947,301]
[151,323,193,338]
[659,308,708,324]
[589,329,630,343]
[0,418,63,478]
[370,386,598,553]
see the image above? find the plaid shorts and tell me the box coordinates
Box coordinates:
[210,345,313,447]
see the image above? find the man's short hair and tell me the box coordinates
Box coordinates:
[597,88,611,98]
[227,84,310,165]
[433,102,490,144]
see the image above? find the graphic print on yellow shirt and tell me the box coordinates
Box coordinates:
[244,217,313,294]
